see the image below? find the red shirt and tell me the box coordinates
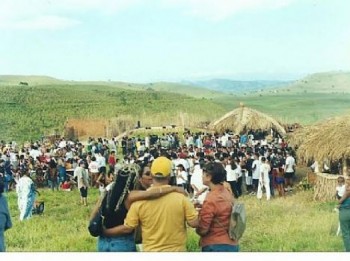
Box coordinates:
[198,185,238,247]
[61,182,71,189]
[108,155,116,166]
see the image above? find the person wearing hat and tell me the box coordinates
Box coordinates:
[103,156,198,251]
[73,160,89,206]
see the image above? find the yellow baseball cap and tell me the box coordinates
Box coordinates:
[151,156,172,177]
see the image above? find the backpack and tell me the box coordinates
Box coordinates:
[228,202,246,241]
[32,201,45,215]
[215,201,247,241]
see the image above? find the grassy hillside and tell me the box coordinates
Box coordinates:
[0,75,64,85]
[259,71,350,95]
[1,71,350,142]
[0,84,226,142]
[0,75,225,99]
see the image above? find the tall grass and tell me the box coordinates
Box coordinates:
[3,182,345,252]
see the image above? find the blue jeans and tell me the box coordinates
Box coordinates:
[269,174,275,197]
[202,244,239,252]
[48,179,59,191]
[98,233,136,252]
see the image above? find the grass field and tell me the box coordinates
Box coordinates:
[3,167,345,252]
[213,92,350,125]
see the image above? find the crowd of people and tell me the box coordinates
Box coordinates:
[0,127,349,252]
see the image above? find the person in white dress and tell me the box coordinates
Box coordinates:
[257,157,271,201]
[16,170,36,221]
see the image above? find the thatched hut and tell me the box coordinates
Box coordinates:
[294,115,350,201]
[208,103,287,137]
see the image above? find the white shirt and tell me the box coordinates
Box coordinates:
[176,170,188,185]
[108,140,117,152]
[88,161,99,173]
[29,149,41,159]
[311,161,319,173]
[252,159,261,179]
[178,158,190,172]
[96,154,106,168]
[260,162,271,181]
[336,184,346,198]
[190,165,206,190]
[59,140,67,148]
[190,165,208,204]
[285,156,296,173]
[226,164,236,182]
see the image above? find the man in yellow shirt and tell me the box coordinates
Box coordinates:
[106,156,198,251]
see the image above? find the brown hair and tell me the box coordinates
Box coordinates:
[337,176,345,183]
[203,162,226,185]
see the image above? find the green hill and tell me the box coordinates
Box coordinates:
[1,72,350,142]
[0,75,64,85]
[0,83,226,142]
[258,71,350,95]
[0,75,226,99]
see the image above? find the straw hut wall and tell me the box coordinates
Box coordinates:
[312,173,340,201]
[295,115,350,201]
[296,115,350,166]
[209,104,286,136]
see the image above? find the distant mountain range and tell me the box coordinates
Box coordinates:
[181,79,292,94]
[1,71,349,95]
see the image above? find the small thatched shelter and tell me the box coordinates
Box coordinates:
[296,115,350,169]
[294,114,350,201]
[208,103,286,136]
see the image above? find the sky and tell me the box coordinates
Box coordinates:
[1,0,350,83]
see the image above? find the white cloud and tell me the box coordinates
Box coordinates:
[162,0,296,21]
[0,0,143,30]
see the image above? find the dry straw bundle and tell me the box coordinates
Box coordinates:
[295,115,350,164]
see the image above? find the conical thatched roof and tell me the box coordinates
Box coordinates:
[208,103,286,136]
[296,115,350,163]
